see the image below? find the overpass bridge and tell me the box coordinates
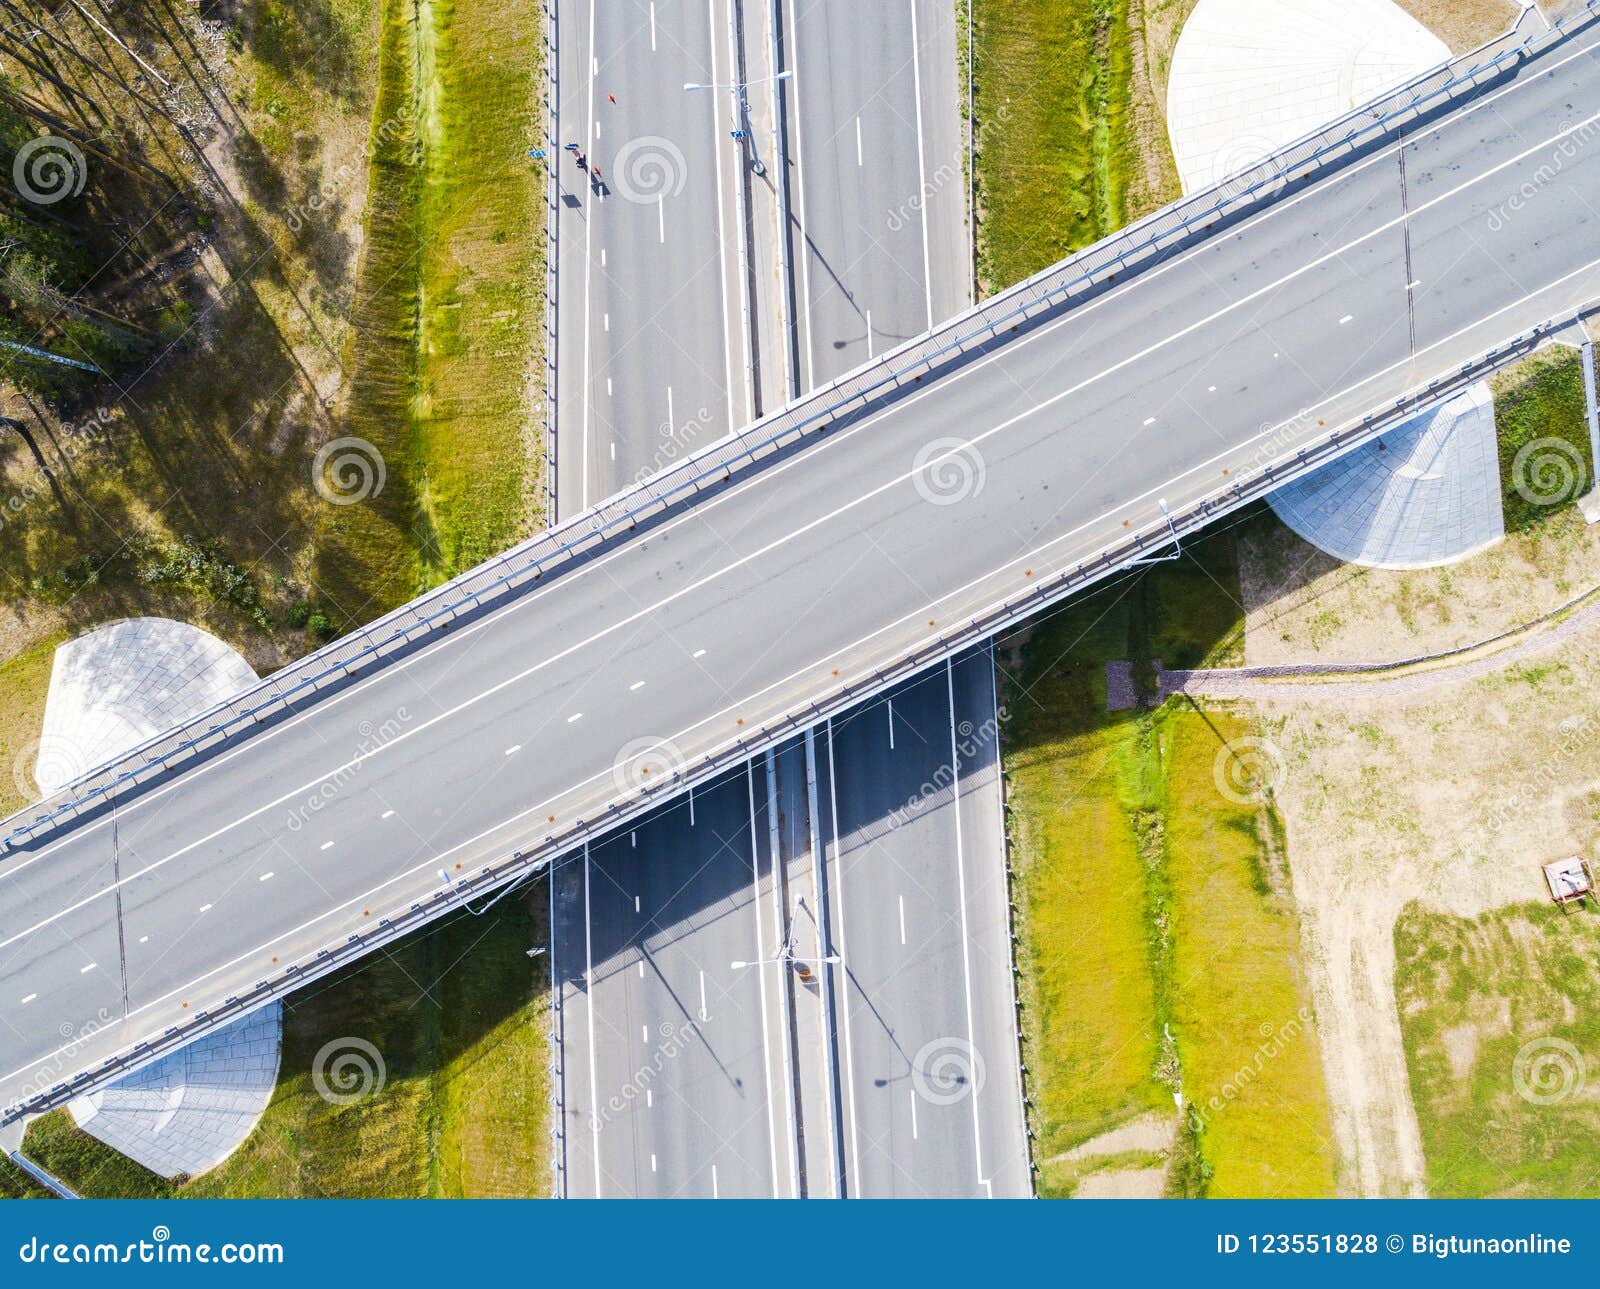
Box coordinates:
[4,5,1600,1121]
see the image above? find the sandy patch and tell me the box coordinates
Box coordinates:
[1393,0,1520,52]
[1060,1110,1178,1161]
[1074,1167,1168,1198]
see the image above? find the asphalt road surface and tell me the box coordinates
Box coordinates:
[5,24,1599,1115]
[784,0,969,386]
[818,646,1027,1198]
[554,0,746,517]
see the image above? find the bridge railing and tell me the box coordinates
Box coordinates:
[4,0,1596,853]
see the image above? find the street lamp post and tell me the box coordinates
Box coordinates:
[683,71,792,177]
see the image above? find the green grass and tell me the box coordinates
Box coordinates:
[1002,520,1332,1195]
[972,0,1138,290]
[318,0,545,621]
[1395,900,1600,1197]
[1492,348,1594,533]
[0,632,65,820]
[6,893,551,1199]
[1163,707,1337,1197]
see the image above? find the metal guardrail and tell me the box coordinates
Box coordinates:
[2,3,1594,860]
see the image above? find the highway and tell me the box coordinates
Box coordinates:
[819,646,1028,1197]
[553,0,746,517]
[3,17,1599,1118]
[784,0,969,384]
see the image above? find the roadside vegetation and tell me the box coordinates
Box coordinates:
[1000,519,1335,1197]
[4,891,551,1199]
[1492,348,1594,534]
[1394,900,1600,1197]
[970,0,1189,292]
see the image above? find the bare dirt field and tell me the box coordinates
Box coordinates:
[1233,624,1600,1194]
[1394,0,1520,52]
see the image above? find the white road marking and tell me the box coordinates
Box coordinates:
[855,116,863,167]
[638,961,643,978]
[711,1163,719,1198]
[19,993,35,1005]
[887,698,895,750]
[898,894,906,945]
[947,659,987,1185]
[567,713,583,723]
[1339,314,1354,324]
[693,648,706,658]
[642,1024,649,1043]
[630,680,646,691]
[606,377,612,396]
[747,765,782,1197]
[320,841,334,851]
[631,830,637,848]
[635,895,641,913]
[610,441,616,460]
[505,745,522,756]
[667,385,675,435]
[603,312,610,332]
[381,810,395,819]
[646,1088,653,1107]
[651,1153,657,1173]
[595,121,602,140]
[658,192,665,243]
[138,936,148,944]
[689,787,695,826]
[1208,385,1217,392]
[909,1088,918,1138]
[649,0,657,50]
[1143,416,1156,426]
[600,248,606,268]
[80,963,96,974]
[199,904,212,913]
[698,969,708,1021]
[1407,279,1423,289]
[259,872,275,883]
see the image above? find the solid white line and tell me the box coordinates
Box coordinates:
[824,718,862,1188]
[747,764,781,1197]
[908,0,935,332]
[947,658,986,1189]
[583,842,601,1198]
[766,750,800,1199]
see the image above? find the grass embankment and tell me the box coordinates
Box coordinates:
[6,894,551,1200]
[0,633,64,820]
[1492,349,1594,534]
[1002,521,1335,1196]
[970,0,1185,292]
[317,0,545,619]
[1395,901,1600,1198]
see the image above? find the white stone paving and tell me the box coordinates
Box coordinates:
[67,1004,282,1180]
[1266,385,1505,568]
[35,617,259,795]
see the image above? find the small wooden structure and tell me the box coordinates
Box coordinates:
[1542,856,1596,911]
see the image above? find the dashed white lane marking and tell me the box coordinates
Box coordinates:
[1208,384,1217,391]
[1339,314,1354,324]
[642,1024,649,1043]
[692,648,706,658]
[887,698,895,750]
[630,680,646,691]
[567,713,584,723]
[711,1163,719,1198]
[79,963,96,974]
[1143,416,1156,426]
[259,872,275,883]
[698,969,708,1021]
[610,441,616,460]
[898,895,906,945]
[855,116,863,167]
[651,1153,657,1173]
[505,745,522,756]
[19,993,35,1005]
[631,831,637,848]
[381,809,395,819]
[638,961,644,977]
[635,895,641,914]
[667,385,675,434]
[606,377,612,396]
[600,248,606,268]
[199,904,212,913]
[320,841,334,851]
[595,121,602,140]
[603,312,610,332]
[650,0,657,49]
[646,1088,653,1107]
[1407,279,1423,289]
[138,936,148,944]
[658,192,665,244]
[909,1088,919,1139]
